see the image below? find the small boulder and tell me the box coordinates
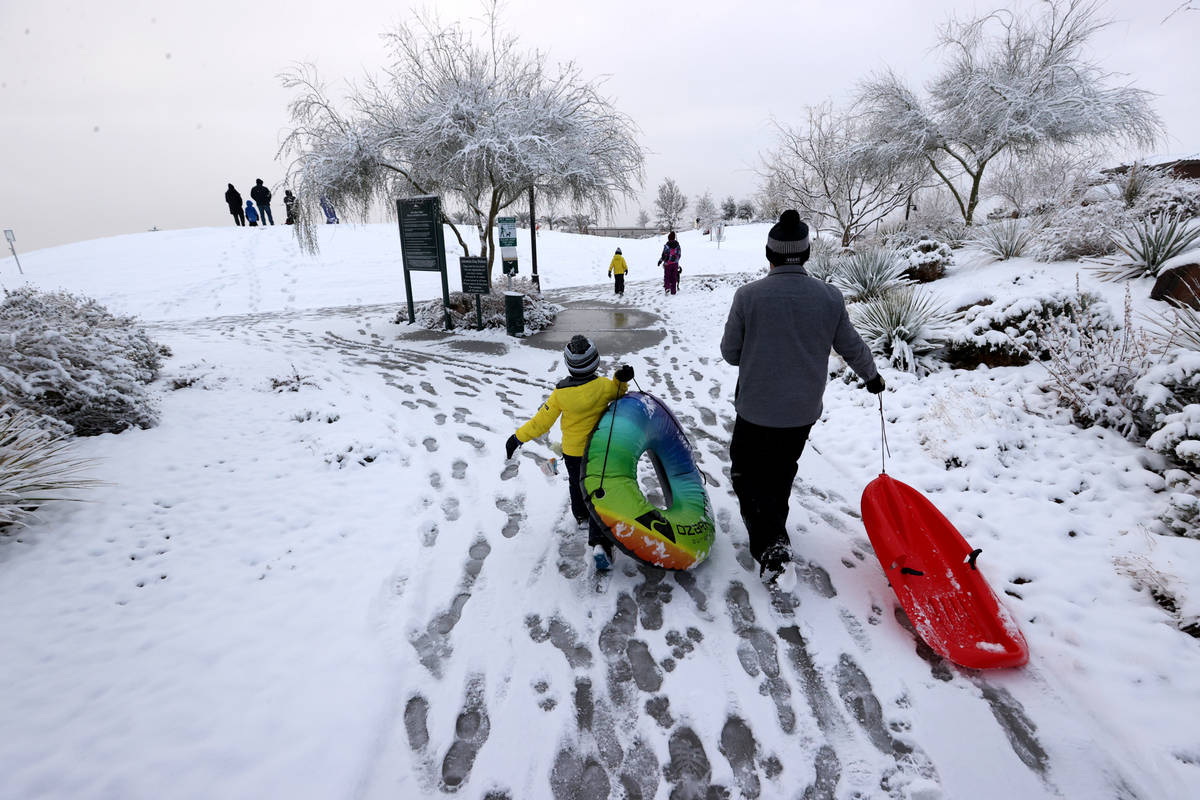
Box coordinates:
[1151,263,1200,310]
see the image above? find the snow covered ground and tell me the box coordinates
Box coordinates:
[2,222,1199,799]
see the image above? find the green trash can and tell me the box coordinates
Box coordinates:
[504,291,525,337]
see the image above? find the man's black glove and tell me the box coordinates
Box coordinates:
[615,364,634,382]
[866,375,886,394]
[505,434,522,459]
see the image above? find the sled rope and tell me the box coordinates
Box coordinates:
[878,394,892,474]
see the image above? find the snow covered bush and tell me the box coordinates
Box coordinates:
[1105,214,1200,280]
[973,219,1036,261]
[830,247,909,302]
[896,237,954,281]
[1,404,97,530]
[1038,288,1156,438]
[946,289,1115,368]
[1029,199,1127,262]
[1135,350,1200,537]
[804,238,838,282]
[404,278,559,333]
[850,286,951,375]
[0,288,164,436]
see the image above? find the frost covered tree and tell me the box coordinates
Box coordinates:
[858,0,1161,226]
[721,196,738,221]
[654,178,688,230]
[694,191,718,229]
[279,7,645,273]
[764,104,927,247]
[737,200,755,221]
[636,209,651,228]
[986,146,1100,217]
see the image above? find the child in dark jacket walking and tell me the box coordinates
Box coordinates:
[658,232,682,294]
[505,335,634,571]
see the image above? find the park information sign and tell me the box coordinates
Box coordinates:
[459,256,490,330]
[397,195,452,328]
[498,216,518,276]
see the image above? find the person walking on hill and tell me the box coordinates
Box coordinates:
[720,210,885,583]
[283,190,297,225]
[607,247,629,295]
[225,184,245,226]
[658,232,682,295]
[504,335,634,572]
[245,200,260,227]
[250,179,274,225]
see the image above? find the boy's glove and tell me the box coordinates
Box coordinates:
[607,271,612,277]
[615,364,634,382]
[866,375,886,394]
[505,434,522,459]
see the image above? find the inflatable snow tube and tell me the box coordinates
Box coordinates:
[582,392,715,570]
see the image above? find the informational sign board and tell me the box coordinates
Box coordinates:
[498,215,518,276]
[397,196,452,328]
[459,256,490,295]
[3,229,14,243]
[397,196,447,272]
[498,217,517,248]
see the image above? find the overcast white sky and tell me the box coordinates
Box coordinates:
[0,0,1196,254]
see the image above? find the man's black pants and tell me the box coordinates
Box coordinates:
[564,454,607,547]
[729,415,812,564]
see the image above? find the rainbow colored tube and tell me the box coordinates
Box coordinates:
[582,392,715,570]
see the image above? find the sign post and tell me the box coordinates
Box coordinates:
[528,187,540,292]
[459,256,490,330]
[397,196,452,330]
[498,215,518,289]
[3,229,22,275]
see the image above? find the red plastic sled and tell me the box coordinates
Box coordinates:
[860,473,1028,669]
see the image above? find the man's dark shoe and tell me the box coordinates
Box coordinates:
[759,542,792,583]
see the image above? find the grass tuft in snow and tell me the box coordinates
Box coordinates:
[974,219,1036,261]
[0,404,100,531]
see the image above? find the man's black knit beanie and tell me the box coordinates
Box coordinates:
[765,210,811,266]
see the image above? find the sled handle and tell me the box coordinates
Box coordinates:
[965,548,982,570]
[878,394,892,475]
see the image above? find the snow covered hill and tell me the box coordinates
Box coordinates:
[1,223,1198,799]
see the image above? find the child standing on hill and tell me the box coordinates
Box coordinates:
[505,335,634,571]
[245,200,260,227]
[607,247,628,295]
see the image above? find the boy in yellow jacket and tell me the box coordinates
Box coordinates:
[505,335,634,571]
[607,247,628,295]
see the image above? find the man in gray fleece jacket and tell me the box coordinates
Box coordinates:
[720,210,885,582]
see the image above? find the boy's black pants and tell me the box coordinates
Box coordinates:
[564,454,608,547]
[614,274,625,294]
[729,415,812,564]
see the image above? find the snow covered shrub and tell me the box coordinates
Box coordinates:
[270,365,319,392]
[1133,178,1200,220]
[0,287,164,436]
[946,290,1115,368]
[973,219,1036,261]
[1038,288,1157,438]
[1029,199,1127,262]
[804,238,838,282]
[830,247,908,301]
[405,278,559,333]
[0,404,98,530]
[1134,350,1200,537]
[1105,214,1200,280]
[896,237,954,282]
[850,287,951,375]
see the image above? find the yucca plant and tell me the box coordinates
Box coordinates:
[804,238,838,282]
[830,247,909,301]
[974,219,1036,260]
[1107,214,1200,280]
[0,405,100,529]
[851,287,952,375]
